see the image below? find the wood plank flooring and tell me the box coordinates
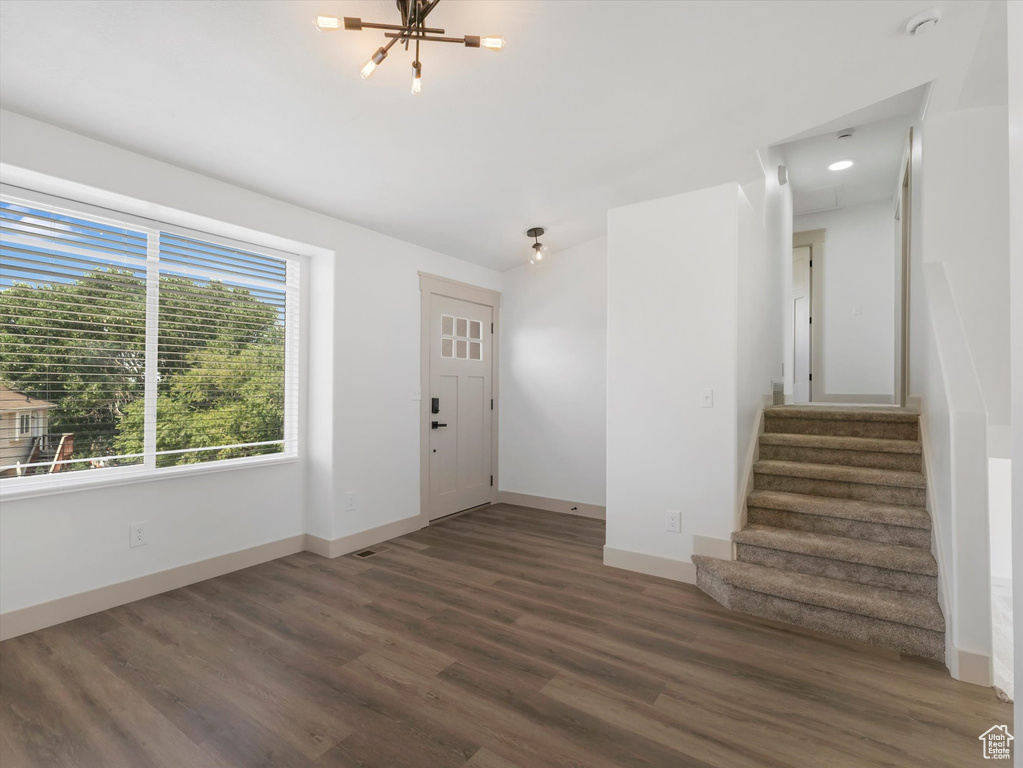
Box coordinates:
[0,504,1011,767]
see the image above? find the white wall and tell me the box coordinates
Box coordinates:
[606,181,781,576]
[499,237,607,506]
[905,101,1009,686]
[795,200,896,400]
[1006,0,1022,740]
[0,109,501,615]
[920,105,1011,433]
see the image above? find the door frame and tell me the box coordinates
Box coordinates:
[791,244,813,403]
[792,229,824,402]
[418,272,501,525]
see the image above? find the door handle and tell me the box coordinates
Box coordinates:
[431,421,447,429]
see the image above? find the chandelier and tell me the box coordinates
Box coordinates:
[314,1,505,95]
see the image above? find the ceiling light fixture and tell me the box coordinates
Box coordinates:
[315,1,504,94]
[829,160,854,171]
[526,228,548,265]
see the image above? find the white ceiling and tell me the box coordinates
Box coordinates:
[0,1,994,270]
[781,107,919,215]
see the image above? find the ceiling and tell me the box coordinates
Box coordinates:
[779,89,923,215]
[0,1,995,270]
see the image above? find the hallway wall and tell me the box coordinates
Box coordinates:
[795,200,896,401]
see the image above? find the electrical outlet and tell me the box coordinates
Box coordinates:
[345,491,357,512]
[665,510,681,533]
[130,521,147,547]
[700,388,714,408]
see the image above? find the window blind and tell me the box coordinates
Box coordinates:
[0,197,298,481]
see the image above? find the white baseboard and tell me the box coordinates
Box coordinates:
[602,545,696,584]
[0,514,427,642]
[693,534,733,560]
[0,534,307,642]
[304,514,423,558]
[952,647,994,687]
[498,491,605,520]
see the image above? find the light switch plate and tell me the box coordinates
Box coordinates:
[345,491,357,511]
[852,303,862,316]
[412,386,422,401]
[700,388,714,408]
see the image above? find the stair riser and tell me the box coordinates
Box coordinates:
[747,506,931,548]
[759,444,922,472]
[765,416,918,441]
[735,544,937,597]
[754,473,926,506]
[695,569,944,661]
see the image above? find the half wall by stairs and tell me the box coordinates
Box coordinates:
[694,406,945,661]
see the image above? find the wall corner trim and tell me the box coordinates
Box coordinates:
[498,491,605,520]
[602,545,697,584]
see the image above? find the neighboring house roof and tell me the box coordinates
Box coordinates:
[0,385,56,412]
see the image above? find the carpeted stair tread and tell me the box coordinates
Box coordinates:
[746,490,930,529]
[754,460,925,489]
[763,406,919,423]
[691,556,944,632]
[758,433,921,454]
[733,525,937,575]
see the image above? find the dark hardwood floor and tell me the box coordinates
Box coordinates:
[0,504,1011,767]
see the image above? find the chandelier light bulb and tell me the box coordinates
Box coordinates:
[314,15,341,31]
[411,62,422,95]
[480,35,506,50]
[361,48,388,80]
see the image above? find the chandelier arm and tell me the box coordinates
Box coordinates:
[356,21,445,34]
[384,32,477,45]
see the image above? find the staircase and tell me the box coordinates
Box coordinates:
[693,405,944,661]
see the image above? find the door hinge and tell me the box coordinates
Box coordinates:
[809,316,812,324]
[490,398,493,410]
[809,373,813,381]
[491,322,494,333]
[490,475,493,487]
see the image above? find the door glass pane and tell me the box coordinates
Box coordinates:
[456,339,468,359]
[441,338,453,358]
[441,315,454,336]
[456,317,468,338]
[469,320,482,340]
[469,341,481,360]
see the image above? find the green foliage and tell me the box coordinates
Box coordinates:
[0,268,285,469]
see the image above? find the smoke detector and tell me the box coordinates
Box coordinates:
[905,9,941,36]
[837,129,855,140]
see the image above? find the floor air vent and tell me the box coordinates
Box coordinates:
[354,546,389,558]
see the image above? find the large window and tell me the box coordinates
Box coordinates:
[0,196,298,485]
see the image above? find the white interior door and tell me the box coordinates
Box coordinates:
[429,294,493,520]
[792,246,812,403]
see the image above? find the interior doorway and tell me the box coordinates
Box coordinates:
[792,245,812,403]
[419,273,501,523]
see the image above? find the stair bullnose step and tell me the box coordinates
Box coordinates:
[747,491,930,530]
[731,525,938,576]
[753,460,926,489]
[763,406,919,423]
[691,556,945,633]
[758,433,922,455]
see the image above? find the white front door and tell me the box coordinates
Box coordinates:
[793,246,812,403]
[428,294,493,520]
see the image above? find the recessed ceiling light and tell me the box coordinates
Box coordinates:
[829,160,854,171]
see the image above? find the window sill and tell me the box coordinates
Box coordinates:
[0,453,300,503]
